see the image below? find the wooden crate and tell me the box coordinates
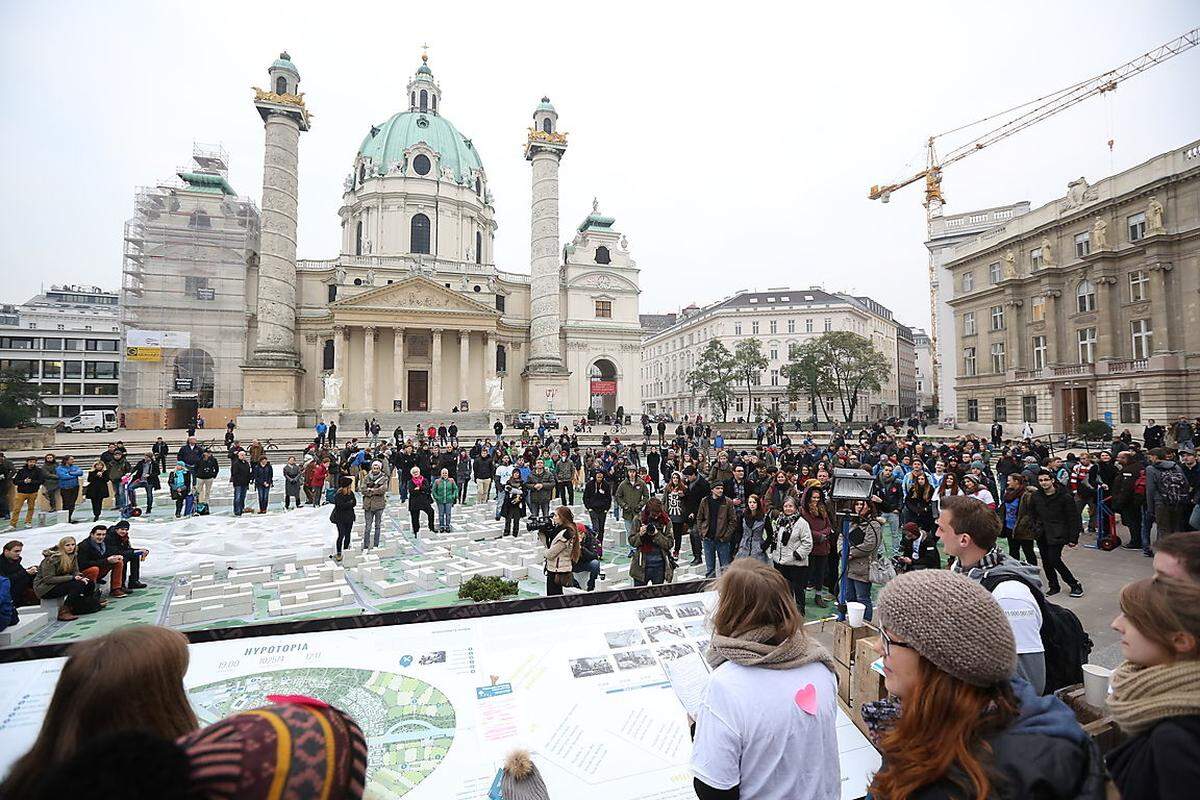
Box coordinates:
[834,659,852,705]
[1056,685,1127,755]
[853,637,887,707]
[834,621,873,667]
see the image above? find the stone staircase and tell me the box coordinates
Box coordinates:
[336,411,493,434]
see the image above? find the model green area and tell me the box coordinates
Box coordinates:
[189,668,455,798]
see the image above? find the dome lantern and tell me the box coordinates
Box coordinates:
[532,96,558,135]
[268,51,300,96]
[406,50,442,115]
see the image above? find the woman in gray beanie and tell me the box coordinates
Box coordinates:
[865,569,1103,800]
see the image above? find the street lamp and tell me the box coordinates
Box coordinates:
[832,468,873,618]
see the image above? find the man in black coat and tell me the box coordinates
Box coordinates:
[1028,470,1084,597]
[230,451,252,516]
[681,467,710,566]
[106,520,148,590]
[152,437,170,474]
[76,524,127,597]
[645,448,661,491]
[176,436,204,468]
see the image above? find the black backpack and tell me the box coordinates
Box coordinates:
[980,572,1093,694]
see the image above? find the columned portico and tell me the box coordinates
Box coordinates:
[362,325,377,412]
[393,327,406,411]
[430,328,444,411]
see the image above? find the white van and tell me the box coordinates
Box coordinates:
[64,410,118,432]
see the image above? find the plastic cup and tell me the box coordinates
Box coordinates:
[846,601,867,628]
[1082,664,1111,708]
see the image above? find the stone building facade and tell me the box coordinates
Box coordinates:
[945,138,1200,435]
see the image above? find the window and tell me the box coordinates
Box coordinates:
[1077,328,1096,364]
[355,220,363,255]
[770,369,779,386]
[1128,212,1146,242]
[41,360,62,378]
[1022,395,1038,423]
[1131,319,1153,359]
[768,320,777,334]
[412,154,431,176]
[495,294,506,313]
[594,246,611,264]
[275,75,287,94]
[63,339,82,351]
[1119,391,1141,424]
[542,118,552,134]
[963,346,977,376]
[993,397,1007,422]
[1076,279,1096,313]
[962,311,976,336]
[419,89,428,112]
[990,342,1006,373]
[989,262,1002,284]
[751,321,759,334]
[962,271,974,292]
[496,344,507,373]
[1128,270,1148,302]
[327,284,338,303]
[1074,231,1090,258]
[966,398,979,422]
[41,337,63,350]
[736,397,744,414]
[805,319,813,333]
[1031,335,1046,370]
[476,231,483,265]
[1030,295,1045,321]
[188,209,211,229]
[595,300,612,318]
[61,384,82,397]
[1030,248,1043,270]
[185,276,211,299]
[83,383,119,396]
[63,361,82,378]
[318,339,334,371]
[769,347,778,360]
[85,361,119,379]
[410,213,431,253]
[734,323,742,335]
[990,305,1004,331]
[787,319,795,333]
[0,336,35,349]
[84,339,118,352]
[824,318,831,332]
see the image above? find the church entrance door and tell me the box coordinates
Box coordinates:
[408,370,428,412]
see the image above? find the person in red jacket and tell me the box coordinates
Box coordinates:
[307,459,327,506]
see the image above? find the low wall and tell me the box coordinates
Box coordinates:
[0,427,56,452]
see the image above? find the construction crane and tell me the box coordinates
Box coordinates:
[870,26,1199,418]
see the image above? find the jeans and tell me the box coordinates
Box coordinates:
[457,480,470,504]
[702,538,732,578]
[494,490,506,520]
[437,501,453,530]
[841,578,873,622]
[1041,541,1079,591]
[621,516,637,548]
[398,478,409,503]
[807,554,827,596]
[557,482,574,506]
[42,487,59,511]
[60,486,80,521]
[635,556,666,587]
[127,480,153,512]
[232,485,248,515]
[531,500,550,519]
[256,486,270,512]
[363,508,383,549]
[881,512,900,553]
[1140,507,1155,551]
[578,558,601,590]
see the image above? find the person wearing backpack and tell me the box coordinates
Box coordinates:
[1028,469,1085,598]
[1146,447,1191,542]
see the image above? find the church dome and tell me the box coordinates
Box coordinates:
[357,112,484,183]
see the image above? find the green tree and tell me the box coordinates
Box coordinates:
[0,369,44,428]
[811,331,891,423]
[687,340,737,421]
[733,339,768,419]
[782,340,833,423]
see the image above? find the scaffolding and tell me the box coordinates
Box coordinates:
[119,144,261,428]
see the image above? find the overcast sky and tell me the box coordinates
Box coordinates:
[2,2,1197,331]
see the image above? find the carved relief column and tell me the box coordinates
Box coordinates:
[1147,261,1173,354]
[430,328,443,411]
[332,325,347,408]
[458,330,471,407]
[362,326,377,413]
[393,327,405,411]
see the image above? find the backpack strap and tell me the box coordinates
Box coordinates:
[979,570,1050,627]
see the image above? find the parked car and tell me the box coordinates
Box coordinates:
[541,411,559,430]
[515,411,535,430]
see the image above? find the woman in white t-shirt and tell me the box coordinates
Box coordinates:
[691,559,841,799]
[961,473,996,510]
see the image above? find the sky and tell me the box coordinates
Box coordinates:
[1,1,1197,332]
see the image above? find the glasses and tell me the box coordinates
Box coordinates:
[873,625,915,658]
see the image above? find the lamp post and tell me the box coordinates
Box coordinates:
[831,468,874,618]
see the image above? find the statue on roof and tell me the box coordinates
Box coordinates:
[592,197,599,214]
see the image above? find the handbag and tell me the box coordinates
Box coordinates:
[552,571,574,587]
[869,524,896,585]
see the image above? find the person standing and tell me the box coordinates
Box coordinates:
[55,456,84,524]
[768,496,813,615]
[583,470,612,539]
[251,456,273,513]
[455,451,472,505]
[307,457,327,506]
[152,436,169,474]
[527,461,554,520]
[166,460,193,517]
[329,476,356,561]
[543,506,583,596]
[328,420,338,449]
[1000,472,1039,564]
[432,467,457,533]
[83,460,109,522]
[39,454,60,513]
[1145,447,1191,543]
[474,449,494,504]
[283,455,302,510]
[407,466,435,536]
[616,466,649,548]
[1027,469,1085,598]
[842,499,882,622]
[500,470,527,537]
[230,451,251,516]
[8,457,43,529]
[360,460,387,549]
[631,498,673,586]
[735,494,772,564]
[696,482,737,578]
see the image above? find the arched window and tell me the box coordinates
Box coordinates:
[476,231,482,265]
[410,91,415,109]
[412,154,431,176]
[275,76,287,94]
[475,177,481,195]
[496,344,507,373]
[358,163,365,185]
[419,89,428,112]
[1076,279,1097,313]
[595,246,611,264]
[322,339,334,370]
[431,94,437,111]
[411,213,431,254]
[542,118,552,134]
[174,348,216,407]
[355,220,363,256]
[188,209,210,229]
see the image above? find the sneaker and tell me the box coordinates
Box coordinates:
[1069,585,1084,598]
[127,581,147,590]
[1046,586,1061,597]
[1143,549,1154,557]
[1120,543,1141,550]
[57,608,78,621]
[689,558,702,566]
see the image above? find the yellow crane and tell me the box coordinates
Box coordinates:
[870,27,1199,416]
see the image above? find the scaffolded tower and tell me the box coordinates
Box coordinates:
[119,144,261,428]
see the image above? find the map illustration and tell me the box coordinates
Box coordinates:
[189,668,456,798]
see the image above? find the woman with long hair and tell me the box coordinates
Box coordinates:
[631,497,674,586]
[842,499,882,623]
[799,485,833,608]
[662,471,688,558]
[691,559,840,799]
[1000,472,1038,564]
[544,506,582,596]
[84,459,109,522]
[934,471,962,521]
[1,625,200,798]
[866,569,1101,800]
[329,476,356,561]
[33,536,101,621]
[735,494,772,564]
[1106,575,1200,800]
[903,472,936,533]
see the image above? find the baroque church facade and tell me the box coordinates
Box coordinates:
[132,52,643,429]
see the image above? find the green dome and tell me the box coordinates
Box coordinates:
[271,52,299,77]
[357,111,484,183]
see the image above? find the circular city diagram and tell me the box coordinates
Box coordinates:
[189,667,456,797]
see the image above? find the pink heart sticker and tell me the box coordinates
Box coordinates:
[794,683,818,715]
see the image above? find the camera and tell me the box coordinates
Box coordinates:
[526,515,555,534]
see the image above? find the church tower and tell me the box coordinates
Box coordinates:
[523,97,570,411]
[240,51,311,426]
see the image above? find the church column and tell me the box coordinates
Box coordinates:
[332,325,347,408]
[430,328,443,411]
[458,331,471,408]
[393,327,406,411]
[363,326,377,413]
[484,332,496,381]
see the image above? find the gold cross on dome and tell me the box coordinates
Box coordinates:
[421,42,430,62]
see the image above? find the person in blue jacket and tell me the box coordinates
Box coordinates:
[252,456,274,514]
[55,456,84,524]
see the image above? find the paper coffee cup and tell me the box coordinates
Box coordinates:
[1082,664,1111,708]
[846,601,867,628]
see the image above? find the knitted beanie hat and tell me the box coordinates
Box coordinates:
[501,750,550,800]
[876,570,1017,687]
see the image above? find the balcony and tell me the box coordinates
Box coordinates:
[1051,364,1095,377]
[1104,358,1148,374]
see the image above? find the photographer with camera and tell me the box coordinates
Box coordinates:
[544,506,583,596]
[631,497,674,586]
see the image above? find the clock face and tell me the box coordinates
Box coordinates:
[413,154,431,176]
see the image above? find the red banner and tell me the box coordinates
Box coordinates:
[590,380,617,396]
